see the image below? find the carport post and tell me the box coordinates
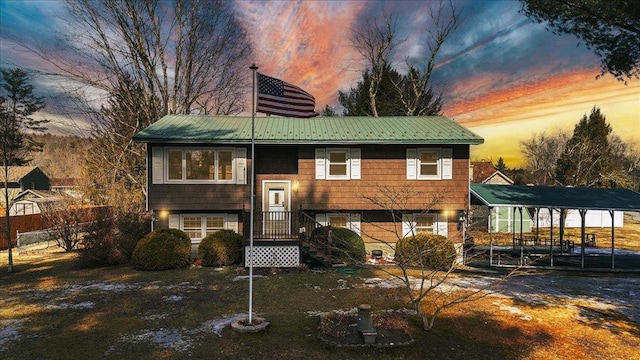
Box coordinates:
[609,210,615,270]
[580,209,587,269]
[549,208,554,268]
[489,207,494,265]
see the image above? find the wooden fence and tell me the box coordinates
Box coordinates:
[0,206,111,250]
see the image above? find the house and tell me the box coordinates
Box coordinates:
[134,115,484,267]
[0,166,51,210]
[9,189,65,216]
[470,161,532,233]
[51,178,83,198]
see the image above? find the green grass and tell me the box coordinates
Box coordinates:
[1,249,639,360]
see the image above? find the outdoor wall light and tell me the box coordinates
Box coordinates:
[292,180,300,194]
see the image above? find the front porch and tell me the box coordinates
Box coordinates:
[242,211,337,267]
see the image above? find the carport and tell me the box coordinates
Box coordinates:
[470,184,640,270]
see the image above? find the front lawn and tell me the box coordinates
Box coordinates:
[1,249,638,360]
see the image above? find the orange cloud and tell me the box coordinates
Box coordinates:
[449,71,640,166]
[236,1,367,108]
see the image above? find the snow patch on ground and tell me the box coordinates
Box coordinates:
[46,301,95,310]
[0,319,25,349]
[104,314,250,356]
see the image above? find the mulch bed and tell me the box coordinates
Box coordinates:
[317,309,414,347]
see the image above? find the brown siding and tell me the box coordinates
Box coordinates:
[296,145,469,212]
[149,183,250,211]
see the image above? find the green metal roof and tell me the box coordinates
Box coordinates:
[471,183,640,212]
[133,115,484,145]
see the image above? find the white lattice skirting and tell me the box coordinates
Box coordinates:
[244,246,300,267]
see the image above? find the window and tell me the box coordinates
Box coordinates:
[182,215,226,240]
[419,150,439,177]
[414,214,435,233]
[166,148,235,183]
[315,148,361,180]
[316,213,361,235]
[406,148,453,180]
[328,150,348,177]
[402,213,447,238]
[328,214,348,228]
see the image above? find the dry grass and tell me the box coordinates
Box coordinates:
[471,213,640,251]
[1,249,639,360]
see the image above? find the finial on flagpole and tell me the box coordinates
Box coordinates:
[250,64,258,70]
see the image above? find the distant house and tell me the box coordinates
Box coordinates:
[51,178,83,198]
[9,189,65,216]
[0,166,51,209]
[134,115,484,267]
[470,161,532,233]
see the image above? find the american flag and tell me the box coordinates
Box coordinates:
[256,73,318,118]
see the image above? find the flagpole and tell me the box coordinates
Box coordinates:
[249,64,258,324]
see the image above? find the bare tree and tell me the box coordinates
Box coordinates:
[394,1,459,116]
[349,0,459,117]
[41,194,83,252]
[15,0,252,212]
[519,130,570,185]
[350,12,398,117]
[46,0,252,117]
[352,184,514,331]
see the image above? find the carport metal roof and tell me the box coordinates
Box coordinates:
[470,183,640,212]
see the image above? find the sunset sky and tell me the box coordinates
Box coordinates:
[1,0,638,167]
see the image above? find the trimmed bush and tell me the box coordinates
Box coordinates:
[394,233,456,269]
[312,226,366,263]
[131,228,191,270]
[197,229,243,267]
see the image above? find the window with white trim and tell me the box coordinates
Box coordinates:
[406,148,453,180]
[315,148,361,180]
[402,213,447,237]
[166,148,235,183]
[167,213,238,241]
[316,213,361,235]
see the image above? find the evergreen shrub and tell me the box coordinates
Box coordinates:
[394,233,456,269]
[197,229,243,267]
[131,228,191,270]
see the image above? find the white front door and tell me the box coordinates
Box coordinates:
[262,181,291,237]
[268,188,286,220]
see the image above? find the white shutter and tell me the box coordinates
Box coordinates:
[348,213,361,235]
[350,148,361,179]
[235,148,247,184]
[152,147,164,184]
[402,214,414,238]
[315,213,327,226]
[315,148,326,179]
[441,148,453,180]
[435,214,448,237]
[168,214,179,229]
[406,149,417,180]
[227,213,239,232]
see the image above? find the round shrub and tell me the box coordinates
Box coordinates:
[197,229,243,267]
[394,233,456,269]
[312,226,366,263]
[131,228,192,270]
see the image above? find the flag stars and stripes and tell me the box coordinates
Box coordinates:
[256,73,318,118]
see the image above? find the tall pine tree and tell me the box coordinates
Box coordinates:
[0,68,47,272]
[555,107,625,187]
